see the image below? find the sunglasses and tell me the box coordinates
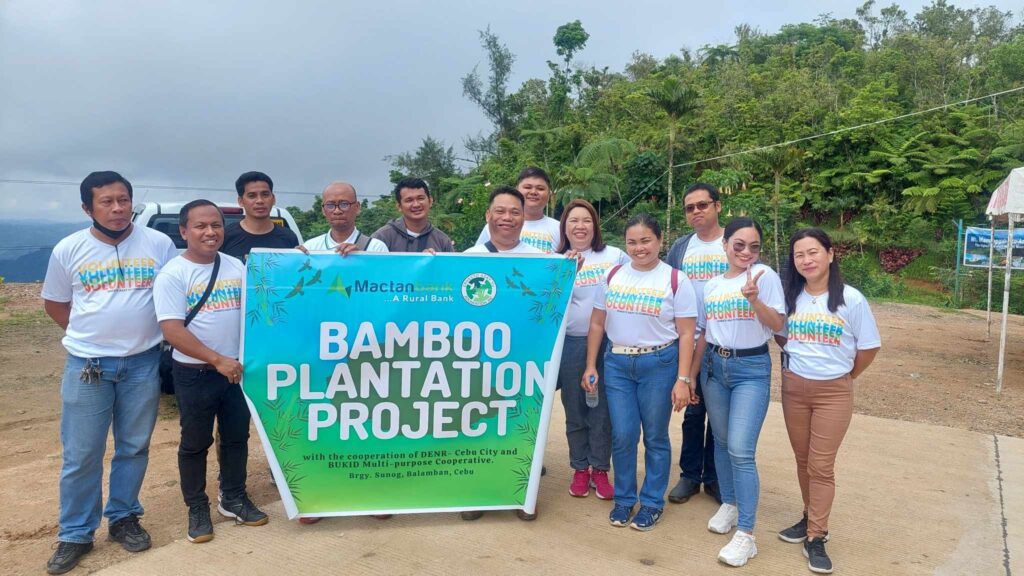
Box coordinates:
[684,200,715,213]
[730,242,761,254]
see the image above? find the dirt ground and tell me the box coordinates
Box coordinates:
[1,281,1022,575]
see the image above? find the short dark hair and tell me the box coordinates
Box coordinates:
[179,199,224,227]
[784,228,845,314]
[489,186,525,207]
[80,171,133,207]
[235,171,274,196]
[392,177,431,202]
[683,182,720,203]
[517,166,551,187]
[723,216,763,241]
[625,213,662,240]
[557,199,606,253]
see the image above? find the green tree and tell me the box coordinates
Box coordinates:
[647,75,699,239]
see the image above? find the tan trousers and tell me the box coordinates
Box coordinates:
[781,370,853,539]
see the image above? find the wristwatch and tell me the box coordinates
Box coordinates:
[677,376,693,384]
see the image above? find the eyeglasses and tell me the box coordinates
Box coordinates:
[323,201,355,212]
[684,201,715,213]
[730,242,761,254]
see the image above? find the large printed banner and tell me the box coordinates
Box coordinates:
[964,226,1024,269]
[241,249,575,519]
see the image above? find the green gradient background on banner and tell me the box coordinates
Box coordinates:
[242,250,575,516]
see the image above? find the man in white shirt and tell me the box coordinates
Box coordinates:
[154,200,268,545]
[41,171,178,574]
[665,183,728,507]
[474,167,561,252]
[302,182,389,254]
[464,186,543,255]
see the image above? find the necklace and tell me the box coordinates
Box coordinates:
[808,289,827,304]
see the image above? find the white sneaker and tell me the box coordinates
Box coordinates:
[707,503,738,534]
[718,530,758,567]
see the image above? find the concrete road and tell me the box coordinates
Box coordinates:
[96,403,1021,576]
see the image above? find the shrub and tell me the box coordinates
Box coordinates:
[840,253,905,298]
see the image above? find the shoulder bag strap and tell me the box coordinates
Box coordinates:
[184,254,220,327]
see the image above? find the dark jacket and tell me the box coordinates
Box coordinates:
[372,218,455,253]
[665,232,695,270]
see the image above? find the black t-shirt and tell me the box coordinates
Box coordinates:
[222,221,300,261]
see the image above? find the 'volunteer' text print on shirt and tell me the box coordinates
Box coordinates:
[520,230,556,252]
[787,313,845,347]
[704,291,755,321]
[78,258,157,292]
[604,285,665,317]
[186,279,243,312]
[680,253,729,281]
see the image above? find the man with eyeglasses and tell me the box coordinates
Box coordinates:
[301,182,388,254]
[665,183,729,507]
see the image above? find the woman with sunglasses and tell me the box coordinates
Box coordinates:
[694,217,785,567]
[555,199,628,500]
[776,228,880,574]
[582,213,698,532]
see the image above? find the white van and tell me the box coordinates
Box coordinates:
[132,201,304,250]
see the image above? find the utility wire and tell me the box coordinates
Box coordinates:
[670,84,1024,169]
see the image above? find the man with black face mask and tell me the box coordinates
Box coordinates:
[41,171,178,575]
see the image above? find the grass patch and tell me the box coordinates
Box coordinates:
[0,310,49,328]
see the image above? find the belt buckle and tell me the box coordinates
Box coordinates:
[716,346,732,359]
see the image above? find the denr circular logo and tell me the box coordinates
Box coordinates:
[461,273,497,306]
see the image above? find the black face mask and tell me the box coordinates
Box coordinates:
[91,218,131,240]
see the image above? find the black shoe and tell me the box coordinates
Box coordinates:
[46,541,93,575]
[460,510,484,521]
[668,477,700,503]
[804,537,834,574]
[218,494,269,526]
[703,481,722,504]
[187,504,214,543]
[778,513,808,543]
[107,514,151,552]
[516,508,538,521]
[541,465,547,477]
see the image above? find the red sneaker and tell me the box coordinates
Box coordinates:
[569,468,591,497]
[591,469,613,500]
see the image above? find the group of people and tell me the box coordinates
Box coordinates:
[41,166,879,575]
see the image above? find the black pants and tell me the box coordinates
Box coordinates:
[678,370,717,484]
[172,363,250,507]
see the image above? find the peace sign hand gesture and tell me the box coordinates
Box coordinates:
[740,266,765,303]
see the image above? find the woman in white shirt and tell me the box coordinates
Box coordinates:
[582,213,697,532]
[776,228,881,574]
[695,217,785,567]
[555,199,628,501]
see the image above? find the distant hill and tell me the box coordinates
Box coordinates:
[0,220,88,282]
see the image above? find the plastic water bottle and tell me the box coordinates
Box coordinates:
[586,375,599,408]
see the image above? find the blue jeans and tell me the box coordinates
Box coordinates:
[604,343,678,509]
[58,346,161,543]
[701,348,771,533]
[558,335,611,471]
[678,372,717,484]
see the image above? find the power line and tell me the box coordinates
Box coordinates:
[671,84,1024,169]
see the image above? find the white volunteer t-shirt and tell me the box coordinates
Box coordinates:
[41,226,178,358]
[153,254,245,363]
[463,242,544,254]
[302,229,389,253]
[700,263,785,349]
[681,234,728,315]
[781,285,881,380]
[595,261,697,347]
[566,246,629,337]
[476,216,562,253]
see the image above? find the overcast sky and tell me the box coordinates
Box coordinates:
[1,0,1020,221]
